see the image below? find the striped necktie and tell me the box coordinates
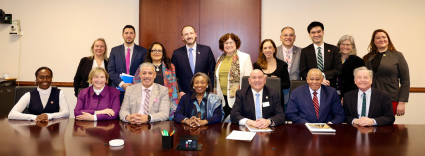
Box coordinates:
[317,47,323,71]
[361,93,366,117]
[313,92,319,120]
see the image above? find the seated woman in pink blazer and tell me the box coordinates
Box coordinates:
[74,67,120,120]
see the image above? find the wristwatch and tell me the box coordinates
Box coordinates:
[147,115,151,123]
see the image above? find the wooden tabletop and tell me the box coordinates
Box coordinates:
[0,116,424,156]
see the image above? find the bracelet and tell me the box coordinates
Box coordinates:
[183,118,189,123]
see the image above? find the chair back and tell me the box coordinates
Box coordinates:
[290,80,307,94]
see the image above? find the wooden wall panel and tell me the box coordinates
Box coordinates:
[140,0,199,58]
[199,0,261,63]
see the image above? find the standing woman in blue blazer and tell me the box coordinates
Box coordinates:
[73,38,110,97]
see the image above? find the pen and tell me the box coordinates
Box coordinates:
[161,131,164,136]
[170,130,175,136]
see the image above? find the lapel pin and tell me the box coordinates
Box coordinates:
[328,50,330,52]
[51,101,54,104]
[266,96,268,99]
[293,52,295,55]
[383,54,386,56]
[198,52,200,54]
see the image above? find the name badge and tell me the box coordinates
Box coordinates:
[263,102,270,107]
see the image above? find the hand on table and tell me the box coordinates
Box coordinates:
[35,114,48,122]
[97,108,115,117]
[76,112,94,121]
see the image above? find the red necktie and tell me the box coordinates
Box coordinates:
[313,92,319,120]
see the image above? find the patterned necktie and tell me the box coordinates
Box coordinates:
[255,93,262,119]
[126,48,130,74]
[317,47,323,71]
[313,92,319,120]
[142,89,150,115]
[361,93,366,117]
[188,48,195,74]
[285,50,291,72]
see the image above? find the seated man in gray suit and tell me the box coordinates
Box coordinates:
[276,27,302,113]
[119,62,170,124]
[231,70,285,128]
[343,67,395,126]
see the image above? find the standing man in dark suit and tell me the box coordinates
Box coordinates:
[231,70,285,128]
[300,21,342,89]
[171,25,216,98]
[108,25,147,103]
[343,67,395,126]
[286,68,345,124]
[275,27,302,113]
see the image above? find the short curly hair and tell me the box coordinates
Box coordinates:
[219,33,241,51]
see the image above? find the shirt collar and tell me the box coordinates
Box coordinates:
[92,85,106,96]
[313,43,324,51]
[186,42,197,52]
[282,46,294,53]
[251,88,264,96]
[309,86,322,95]
[358,87,372,97]
[141,84,154,92]
[124,44,135,51]
[37,86,52,95]
[191,91,208,100]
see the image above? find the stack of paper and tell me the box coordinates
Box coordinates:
[226,130,256,141]
[305,123,336,133]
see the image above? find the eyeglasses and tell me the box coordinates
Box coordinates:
[151,50,163,54]
[224,41,235,45]
[340,44,352,47]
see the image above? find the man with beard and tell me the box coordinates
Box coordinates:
[119,62,170,124]
[171,25,216,98]
[108,25,147,103]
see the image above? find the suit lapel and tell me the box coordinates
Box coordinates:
[368,88,377,117]
[352,90,359,117]
[247,88,256,119]
[194,44,202,73]
[319,87,325,121]
[119,44,127,72]
[135,84,142,113]
[304,86,316,121]
[148,84,159,113]
[308,44,318,68]
[261,87,270,118]
[131,44,139,72]
[290,46,297,75]
[323,43,330,71]
[182,46,194,76]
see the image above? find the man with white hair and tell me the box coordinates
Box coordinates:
[119,62,170,124]
[343,67,395,126]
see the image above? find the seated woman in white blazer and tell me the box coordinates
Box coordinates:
[214,33,253,120]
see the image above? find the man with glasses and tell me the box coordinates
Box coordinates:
[171,25,216,98]
[299,21,342,89]
[108,25,147,103]
[276,27,302,113]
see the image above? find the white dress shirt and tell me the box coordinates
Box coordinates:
[119,44,135,88]
[353,88,377,125]
[186,42,197,65]
[8,86,70,121]
[91,59,105,69]
[239,88,263,125]
[309,86,322,107]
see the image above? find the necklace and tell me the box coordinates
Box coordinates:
[153,64,160,71]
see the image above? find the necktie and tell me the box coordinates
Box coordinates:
[361,93,366,117]
[126,48,130,74]
[317,47,323,71]
[255,93,262,119]
[188,48,195,74]
[285,50,291,72]
[313,92,319,120]
[143,89,150,115]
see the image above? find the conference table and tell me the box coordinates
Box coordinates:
[0,116,424,156]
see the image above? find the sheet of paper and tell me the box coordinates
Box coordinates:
[226,130,256,141]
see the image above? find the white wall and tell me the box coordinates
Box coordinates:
[262,0,425,124]
[0,0,139,118]
[1,0,424,124]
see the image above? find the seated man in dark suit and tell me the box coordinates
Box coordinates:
[343,67,395,126]
[231,69,285,128]
[286,68,345,124]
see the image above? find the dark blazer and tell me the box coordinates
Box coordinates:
[340,55,365,97]
[300,43,342,88]
[171,44,216,93]
[343,88,395,126]
[286,84,345,124]
[73,57,110,97]
[173,92,222,124]
[253,59,290,89]
[230,86,285,126]
[108,44,147,88]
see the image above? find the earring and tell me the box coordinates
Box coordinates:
[206,86,209,88]
[193,87,195,89]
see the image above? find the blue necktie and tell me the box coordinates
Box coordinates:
[188,48,195,74]
[255,93,262,119]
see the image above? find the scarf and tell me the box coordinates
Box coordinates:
[213,50,240,98]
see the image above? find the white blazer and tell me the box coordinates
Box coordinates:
[215,50,253,108]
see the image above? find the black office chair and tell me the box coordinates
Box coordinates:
[290,80,307,94]
[241,76,281,98]
[14,86,57,114]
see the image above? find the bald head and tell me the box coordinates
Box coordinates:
[306,68,323,91]
[249,69,266,92]
[307,68,323,79]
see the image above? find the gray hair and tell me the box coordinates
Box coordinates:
[337,35,357,56]
[281,27,295,34]
[353,66,373,78]
[140,62,155,70]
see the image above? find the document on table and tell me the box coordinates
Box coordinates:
[226,130,256,141]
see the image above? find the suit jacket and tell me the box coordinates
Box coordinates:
[171,44,216,93]
[230,86,285,126]
[108,44,147,88]
[286,84,345,124]
[119,83,170,122]
[276,45,302,80]
[215,50,253,108]
[74,86,120,120]
[339,55,365,98]
[173,92,222,124]
[299,43,342,88]
[73,57,110,97]
[343,88,395,126]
